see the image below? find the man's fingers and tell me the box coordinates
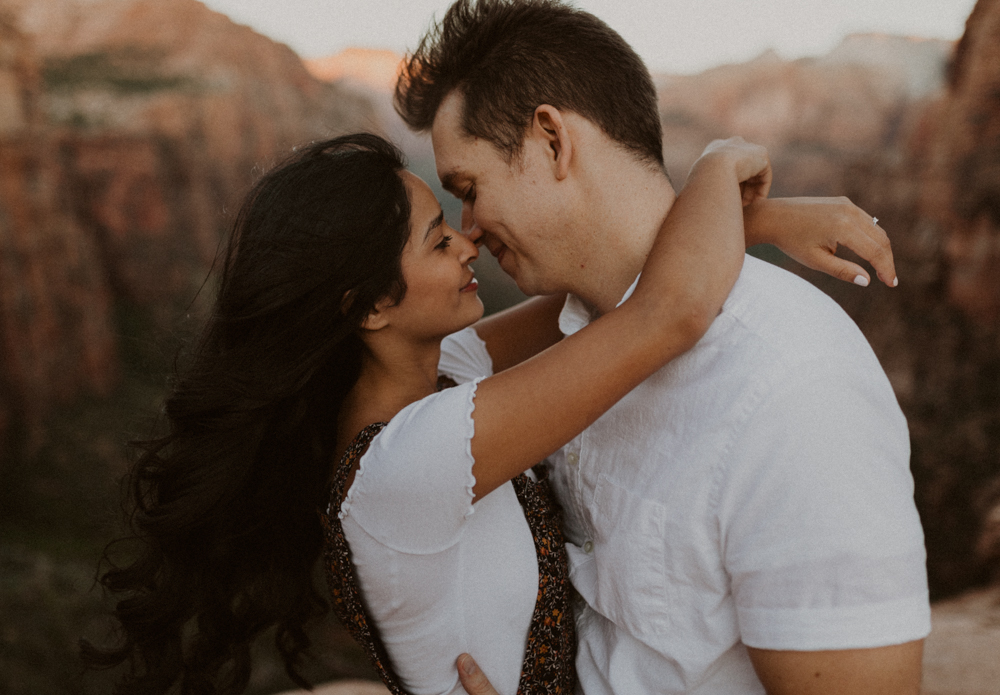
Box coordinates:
[456,654,501,695]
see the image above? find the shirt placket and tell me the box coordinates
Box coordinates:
[552,432,589,547]
[573,428,598,556]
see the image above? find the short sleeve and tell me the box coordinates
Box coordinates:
[439,327,493,383]
[341,378,483,555]
[720,356,931,650]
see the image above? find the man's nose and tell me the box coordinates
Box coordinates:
[463,222,484,247]
[461,203,478,235]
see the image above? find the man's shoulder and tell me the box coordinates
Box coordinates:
[712,255,876,370]
[633,255,894,426]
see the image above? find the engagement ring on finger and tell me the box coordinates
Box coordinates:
[873,216,879,226]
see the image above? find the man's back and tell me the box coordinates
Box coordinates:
[549,255,930,694]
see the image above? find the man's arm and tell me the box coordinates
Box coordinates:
[747,641,924,695]
[725,347,928,695]
[471,293,566,373]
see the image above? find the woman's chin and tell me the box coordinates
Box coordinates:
[459,298,485,331]
[468,298,485,324]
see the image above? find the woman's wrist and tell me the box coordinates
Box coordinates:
[688,150,739,183]
[743,198,779,248]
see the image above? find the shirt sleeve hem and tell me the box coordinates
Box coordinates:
[739,593,932,650]
[461,376,482,520]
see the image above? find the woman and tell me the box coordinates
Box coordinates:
[83,133,893,695]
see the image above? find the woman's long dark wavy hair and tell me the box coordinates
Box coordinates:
[81,134,412,694]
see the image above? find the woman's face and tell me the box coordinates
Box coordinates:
[374,171,483,340]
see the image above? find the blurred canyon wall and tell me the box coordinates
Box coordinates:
[835,0,1000,595]
[0,0,998,598]
[0,0,377,453]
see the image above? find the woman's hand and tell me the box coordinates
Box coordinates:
[745,197,897,288]
[696,137,772,206]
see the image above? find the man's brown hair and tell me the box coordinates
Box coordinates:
[395,0,664,167]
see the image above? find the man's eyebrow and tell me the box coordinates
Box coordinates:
[424,210,445,242]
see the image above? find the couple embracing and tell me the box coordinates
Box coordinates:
[87,1,929,694]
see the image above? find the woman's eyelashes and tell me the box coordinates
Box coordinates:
[435,235,453,250]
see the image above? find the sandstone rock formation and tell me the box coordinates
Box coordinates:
[927,0,1000,584]
[793,1,1000,595]
[654,34,952,195]
[27,0,377,306]
[0,4,117,452]
[305,48,402,93]
[920,0,1000,322]
[0,0,379,455]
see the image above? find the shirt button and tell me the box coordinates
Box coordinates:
[566,452,579,465]
[583,540,594,553]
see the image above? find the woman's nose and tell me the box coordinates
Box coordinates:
[457,226,480,263]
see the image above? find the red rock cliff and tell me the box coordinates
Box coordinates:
[921,0,1000,321]
[0,0,379,453]
[0,6,117,450]
[655,35,952,196]
[805,0,1000,595]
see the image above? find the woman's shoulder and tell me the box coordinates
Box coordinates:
[378,376,481,448]
[338,379,484,553]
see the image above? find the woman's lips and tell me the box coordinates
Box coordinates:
[461,278,479,293]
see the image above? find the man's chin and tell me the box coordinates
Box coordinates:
[496,257,547,297]
[512,274,546,298]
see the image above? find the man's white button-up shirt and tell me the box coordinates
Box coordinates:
[550,256,930,694]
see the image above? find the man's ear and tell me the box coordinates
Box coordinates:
[532,104,572,181]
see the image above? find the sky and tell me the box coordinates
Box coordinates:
[198,0,977,74]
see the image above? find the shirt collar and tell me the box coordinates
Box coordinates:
[558,275,641,336]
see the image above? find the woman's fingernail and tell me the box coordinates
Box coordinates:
[854,275,869,287]
[893,277,899,287]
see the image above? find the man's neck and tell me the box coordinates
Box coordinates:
[567,161,676,316]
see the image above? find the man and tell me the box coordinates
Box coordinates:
[396,1,930,692]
